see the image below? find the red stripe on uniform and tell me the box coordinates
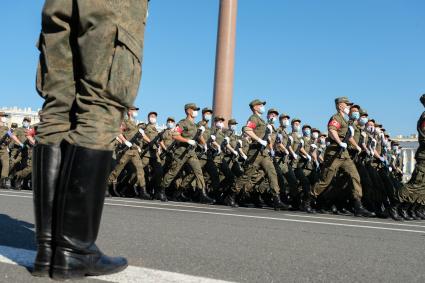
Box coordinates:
[328,120,341,130]
[247,121,256,129]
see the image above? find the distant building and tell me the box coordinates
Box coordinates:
[1,106,41,127]
[393,136,419,182]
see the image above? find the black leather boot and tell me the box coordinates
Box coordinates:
[415,205,425,220]
[388,202,403,221]
[273,195,290,211]
[224,192,238,208]
[51,143,127,280]
[399,203,414,221]
[1,177,11,189]
[409,204,422,220]
[302,195,315,214]
[111,182,121,197]
[199,188,216,205]
[135,185,151,200]
[153,186,168,202]
[253,193,265,208]
[171,190,190,202]
[353,200,375,217]
[32,144,62,277]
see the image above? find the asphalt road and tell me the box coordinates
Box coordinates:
[0,188,424,283]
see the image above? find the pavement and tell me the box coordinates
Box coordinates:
[0,188,424,283]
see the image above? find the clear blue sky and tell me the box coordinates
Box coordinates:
[1,0,424,135]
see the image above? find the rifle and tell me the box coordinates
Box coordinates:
[139,129,166,159]
[116,129,144,160]
[173,127,204,162]
[160,140,177,159]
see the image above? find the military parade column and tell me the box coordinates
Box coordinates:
[213,0,238,125]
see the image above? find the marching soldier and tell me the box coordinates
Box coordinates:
[161,103,215,204]
[239,99,288,210]
[306,97,373,217]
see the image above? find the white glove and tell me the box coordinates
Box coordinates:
[349,126,355,136]
[289,136,294,143]
[217,146,222,155]
[300,139,305,146]
[199,126,206,133]
[277,134,283,141]
[224,137,230,143]
[124,141,133,148]
[310,144,318,150]
[136,146,142,153]
[306,154,312,162]
[339,142,348,149]
[267,125,273,132]
[138,128,145,135]
[379,156,386,163]
[292,153,298,160]
[210,135,216,141]
[258,139,268,147]
[187,139,196,146]
[241,154,248,161]
[356,146,362,153]
[270,149,275,157]
[204,144,208,153]
[232,150,239,157]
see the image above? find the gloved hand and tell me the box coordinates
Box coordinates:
[269,149,275,157]
[258,139,268,147]
[216,146,222,155]
[187,139,196,146]
[310,144,318,150]
[224,137,230,143]
[339,142,348,149]
[241,154,248,161]
[292,153,298,160]
[356,146,362,153]
[232,150,239,157]
[138,128,145,135]
[199,126,206,133]
[19,143,25,149]
[306,154,312,162]
[204,144,208,153]
[124,141,133,148]
[210,135,216,141]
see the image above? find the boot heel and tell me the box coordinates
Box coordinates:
[51,267,87,281]
[32,264,50,277]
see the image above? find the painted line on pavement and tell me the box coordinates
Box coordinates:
[0,245,233,283]
[2,193,425,232]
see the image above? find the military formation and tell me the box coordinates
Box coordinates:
[1,96,425,222]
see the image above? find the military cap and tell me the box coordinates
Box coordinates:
[319,133,327,137]
[368,119,376,124]
[129,106,139,111]
[421,94,425,104]
[335,97,353,105]
[148,111,158,117]
[302,124,312,130]
[267,108,279,116]
[350,104,361,110]
[166,117,175,122]
[312,128,321,133]
[228,118,238,125]
[23,116,32,122]
[375,122,383,127]
[184,103,200,111]
[202,107,213,114]
[11,123,18,128]
[291,118,301,124]
[279,113,290,120]
[249,99,266,108]
[359,108,368,117]
[214,115,225,122]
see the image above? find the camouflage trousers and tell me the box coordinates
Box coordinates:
[36,0,148,150]
[0,148,9,179]
[399,156,425,205]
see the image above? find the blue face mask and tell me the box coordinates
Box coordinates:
[350,112,360,120]
[293,125,301,133]
[281,119,290,127]
[359,117,368,126]
[303,129,311,137]
[258,105,266,114]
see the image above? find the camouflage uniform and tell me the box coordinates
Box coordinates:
[0,125,10,179]
[36,0,148,150]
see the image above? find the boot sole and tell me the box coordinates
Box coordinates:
[32,264,50,277]
[51,262,128,280]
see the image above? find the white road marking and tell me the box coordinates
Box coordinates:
[0,245,233,283]
[1,193,425,234]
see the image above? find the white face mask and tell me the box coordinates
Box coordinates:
[268,117,277,123]
[149,117,157,124]
[192,110,198,118]
[216,122,224,129]
[281,119,290,127]
[258,105,265,114]
[23,122,30,128]
[312,132,319,139]
[204,114,212,121]
[343,107,350,115]
[367,126,375,133]
[230,125,237,131]
[132,111,138,118]
[167,122,175,129]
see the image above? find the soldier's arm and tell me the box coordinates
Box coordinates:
[244,128,261,142]
[10,133,24,147]
[329,129,342,145]
[349,137,362,152]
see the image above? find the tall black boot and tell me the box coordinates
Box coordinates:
[388,202,403,221]
[199,188,216,205]
[302,195,315,214]
[224,192,238,208]
[111,182,121,197]
[51,143,127,280]
[353,200,375,217]
[273,195,290,211]
[399,203,414,221]
[135,185,151,200]
[32,144,62,277]
[415,205,425,220]
[1,177,11,189]
[409,204,422,220]
[153,186,168,202]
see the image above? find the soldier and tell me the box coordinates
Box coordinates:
[161,103,215,204]
[239,99,288,210]
[10,118,29,172]
[306,97,373,217]
[108,107,151,200]
[32,0,149,279]
[393,94,425,220]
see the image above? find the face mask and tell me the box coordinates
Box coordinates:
[268,117,277,124]
[281,119,290,127]
[367,126,375,133]
[204,114,212,121]
[230,125,237,131]
[320,138,326,145]
[23,122,30,128]
[192,110,198,118]
[312,132,319,139]
[293,125,301,133]
[258,106,265,114]
[359,117,368,126]
[132,112,138,118]
[303,129,311,137]
[216,122,224,129]
[149,117,157,124]
[167,122,175,129]
[343,107,350,115]
[350,112,360,120]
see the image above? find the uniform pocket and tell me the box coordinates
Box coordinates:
[106,26,143,109]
